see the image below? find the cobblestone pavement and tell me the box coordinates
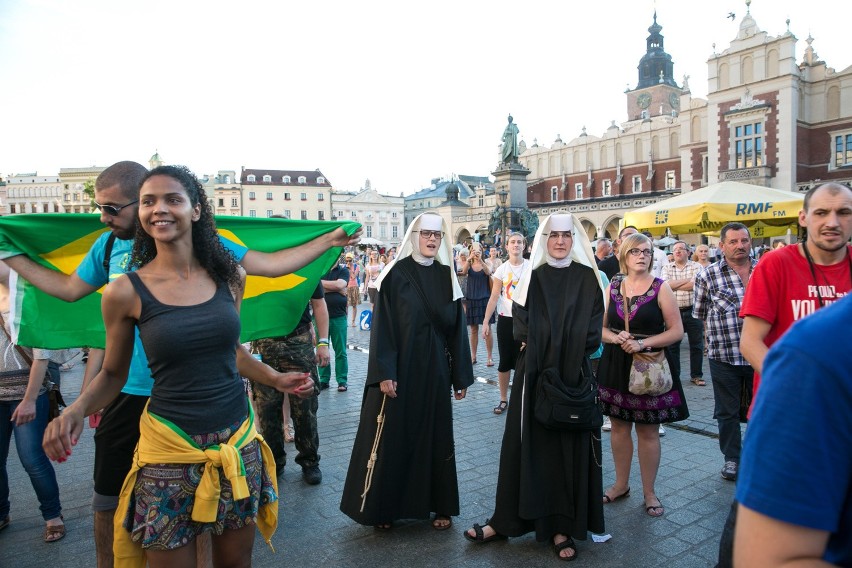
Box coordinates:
[2,302,734,567]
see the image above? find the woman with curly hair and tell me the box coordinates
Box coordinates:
[43,165,314,567]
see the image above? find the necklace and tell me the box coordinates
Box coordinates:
[801,243,852,308]
[507,259,527,284]
[623,275,652,298]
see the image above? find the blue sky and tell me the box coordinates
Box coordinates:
[0,0,846,195]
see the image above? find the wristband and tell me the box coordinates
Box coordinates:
[318,338,329,344]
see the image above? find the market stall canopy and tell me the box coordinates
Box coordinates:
[358,237,384,246]
[623,181,804,238]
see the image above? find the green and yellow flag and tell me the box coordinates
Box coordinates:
[0,214,359,349]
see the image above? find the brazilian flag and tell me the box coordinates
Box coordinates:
[0,214,359,349]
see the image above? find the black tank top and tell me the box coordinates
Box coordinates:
[127,272,246,435]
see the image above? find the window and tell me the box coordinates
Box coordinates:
[218,198,224,207]
[318,193,324,201]
[266,209,273,217]
[249,191,256,200]
[575,182,583,200]
[298,176,307,184]
[283,176,291,183]
[665,171,676,189]
[632,175,642,193]
[249,209,256,217]
[318,211,325,220]
[284,192,291,200]
[478,195,484,207]
[284,209,291,218]
[351,211,357,217]
[392,211,397,218]
[392,226,398,238]
[337,210,343,218]
[64,194,70,202]
[602,179,612,197]
[317,176,325,184]
[551,186,558,202]
[247,174,256,182]
[266,192,273,200]
[262,175,272,182]
[300,210,307,220]
[366,226,372,238]
[231,197,238,207]
[74,193,80,201]
[380,225,387,238]
[734,122,764,169]
[833,133,852,168]
[301,192,307,200]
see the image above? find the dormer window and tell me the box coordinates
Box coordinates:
[262,175,272,183]
[317,176,325,184]
[246,174,256,182]
[298,176,307,184]
[283,176,291,183]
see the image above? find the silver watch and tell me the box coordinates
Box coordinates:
[637,339,645,351]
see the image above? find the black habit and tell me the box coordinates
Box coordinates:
[340,256,473,524]
[489,262,606,541]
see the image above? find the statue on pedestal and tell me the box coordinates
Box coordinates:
[500,115,519,165]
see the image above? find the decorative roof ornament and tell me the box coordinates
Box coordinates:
[730,88,768,111]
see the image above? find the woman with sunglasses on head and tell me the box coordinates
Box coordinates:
[597,233,686,518]
[42,165,314,567]
[340,213,472,532]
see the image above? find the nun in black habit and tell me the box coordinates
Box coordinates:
[340,213,473,530]
[464,213,606,562]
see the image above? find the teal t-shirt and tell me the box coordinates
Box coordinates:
[75,232,248,396]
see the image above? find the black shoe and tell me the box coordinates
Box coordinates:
[302,465,322,485]
[319,382,330,391]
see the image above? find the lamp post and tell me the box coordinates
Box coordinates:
[498,188,508,254]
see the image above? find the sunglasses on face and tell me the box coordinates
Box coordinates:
[94,199,138,216]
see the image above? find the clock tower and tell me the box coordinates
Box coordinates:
[626,12,682,121]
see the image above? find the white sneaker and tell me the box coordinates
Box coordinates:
[658,425,666,436]
[602,417,612,431]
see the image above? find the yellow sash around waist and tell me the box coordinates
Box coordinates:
[114,400,278,568]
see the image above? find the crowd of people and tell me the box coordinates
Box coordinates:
[0,161,849,566]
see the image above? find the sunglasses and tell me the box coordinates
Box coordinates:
[94,199,138,216]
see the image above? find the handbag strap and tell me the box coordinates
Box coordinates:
[619,279,631,336]
[0,311,33,367]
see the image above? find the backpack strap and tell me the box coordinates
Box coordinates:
[103,232,117,273]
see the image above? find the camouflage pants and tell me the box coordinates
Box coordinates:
[251,331,320,470]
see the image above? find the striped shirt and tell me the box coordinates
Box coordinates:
[692,257,756,366]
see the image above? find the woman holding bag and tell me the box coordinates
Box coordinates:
[597,232,686,517]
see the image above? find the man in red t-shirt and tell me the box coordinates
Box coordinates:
[739,182,852,407]
[715,182,852,568]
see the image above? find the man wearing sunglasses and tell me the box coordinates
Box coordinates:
[2,160,360,567]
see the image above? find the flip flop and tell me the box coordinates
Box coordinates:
[602,486,630,504]
[337,385,348,392]
[486,359,494,367]
[645,498,665,517]
[691,377,706,386]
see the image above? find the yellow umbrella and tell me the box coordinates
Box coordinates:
[623,181,804,237]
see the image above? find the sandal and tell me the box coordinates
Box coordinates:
[553,535,578,562]
[602,486,630,504]
[645,497,665,517]
[471,359,477,365]
[284,425,295,443]
[337,385,348,392]
[464,522,507,544]
[432,514,452,531]
[44,520,66,543]
[691,377,706,386]
[486,358,494,367]
[0,515,9,531]
[493,400,508,415]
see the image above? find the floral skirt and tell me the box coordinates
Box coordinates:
[122,418,277,550]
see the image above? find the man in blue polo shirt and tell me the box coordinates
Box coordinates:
[2,160,359,567]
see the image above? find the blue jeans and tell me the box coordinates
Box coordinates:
[709,359,753,463]
[665,308,705,381]
[0,392,62,520]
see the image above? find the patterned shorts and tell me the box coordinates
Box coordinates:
[123,418,277,550]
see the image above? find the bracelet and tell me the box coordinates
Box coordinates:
[318,338,329,344]
[317,342,329,347]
